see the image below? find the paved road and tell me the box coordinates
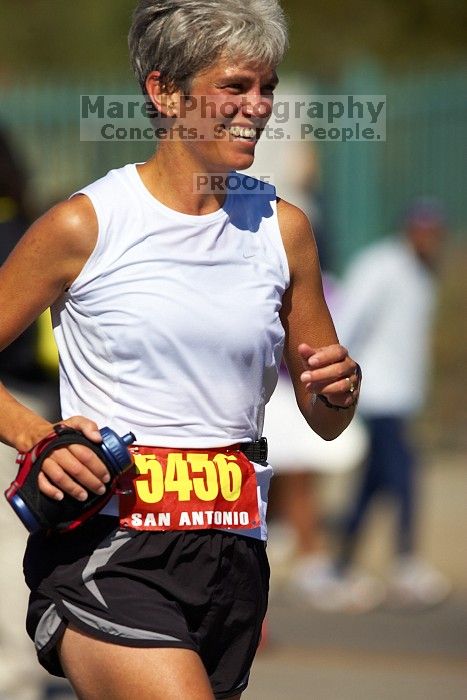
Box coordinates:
[246,596,467,699]
[45,595,466,700]
[246,453,467,699]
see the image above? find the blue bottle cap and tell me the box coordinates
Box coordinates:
[99,427,136,475]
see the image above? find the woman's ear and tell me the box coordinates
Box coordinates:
[145,71,180,117]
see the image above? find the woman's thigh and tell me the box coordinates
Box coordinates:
[25,525,267,698]
[59,625,215,700]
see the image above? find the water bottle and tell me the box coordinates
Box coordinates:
[5,424,136,533]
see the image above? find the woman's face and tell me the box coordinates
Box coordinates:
[172,56,278,172]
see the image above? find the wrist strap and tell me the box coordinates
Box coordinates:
[317,363,362,411]
[316,393,358,411]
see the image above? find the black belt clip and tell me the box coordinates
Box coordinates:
[240,437,268,463]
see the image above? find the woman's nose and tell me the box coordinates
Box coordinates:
[241,95,273,120]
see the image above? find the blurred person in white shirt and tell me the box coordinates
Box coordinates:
[332,198,451,610]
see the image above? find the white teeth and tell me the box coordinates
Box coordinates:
[228,126,256,139]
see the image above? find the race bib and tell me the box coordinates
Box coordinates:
[118,445,260,532]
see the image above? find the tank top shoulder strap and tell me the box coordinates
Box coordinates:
[67,164,139,294]
[226,173,290,288]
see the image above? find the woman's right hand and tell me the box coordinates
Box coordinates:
[25,416,111,502]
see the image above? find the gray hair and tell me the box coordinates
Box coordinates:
[128,0,288,96]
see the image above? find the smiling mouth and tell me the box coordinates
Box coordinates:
[229,125,257,139]
[217,124,259,141]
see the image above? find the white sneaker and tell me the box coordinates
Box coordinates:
[289,554,386,613]
[387,556,452,609]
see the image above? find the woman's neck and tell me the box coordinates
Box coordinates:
[137,146,229,216]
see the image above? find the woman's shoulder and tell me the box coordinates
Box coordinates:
[59,164,137,251]
[276,198,315,250]
[275,198,320,284]
[276,198,310,226]
[36,195,97,249]
[27,195,99,285]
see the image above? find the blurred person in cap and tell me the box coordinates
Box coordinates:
[326,198,451,611]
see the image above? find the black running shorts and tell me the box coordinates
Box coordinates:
[23,516,269,699]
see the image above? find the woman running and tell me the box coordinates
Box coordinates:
[0,2,361,698]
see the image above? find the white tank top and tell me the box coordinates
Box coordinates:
[52,163,290,539]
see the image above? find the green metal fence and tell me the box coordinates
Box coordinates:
[319,63,467,270]
[1,64,466,271]
[0,81,152,208]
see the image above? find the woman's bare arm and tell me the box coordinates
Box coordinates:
[0,195,110,499]
[277,199,360,440]
[0,194,96,351]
